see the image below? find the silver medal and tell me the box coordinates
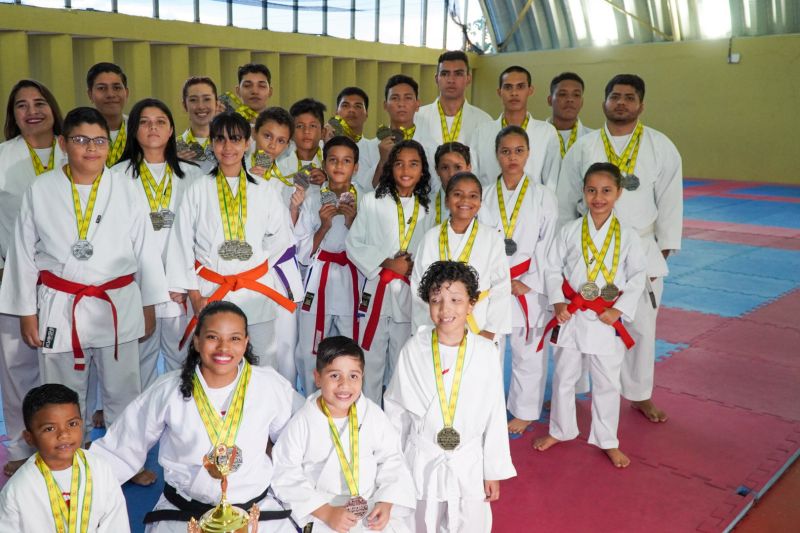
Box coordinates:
[254,151,272,169]
[234,240,253,261]
[71,240,94,260]
[320,191,338,207]
[218,240,240,261]
[579,281,600,301]
[159,209,175,229]
[149,211,164,231]
[345,496,369,519]
[504,238,517,256]
[621,173,640,191]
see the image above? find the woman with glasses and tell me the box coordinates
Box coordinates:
[0,106,169,454]
[0,80,65,477]
[166,112,297,370]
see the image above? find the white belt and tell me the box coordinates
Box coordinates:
[637,222,655,239]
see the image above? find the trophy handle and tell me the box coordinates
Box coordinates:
[187,517,201,533]
[249,503,260,532]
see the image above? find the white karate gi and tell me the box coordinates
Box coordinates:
[384,327,516,533]
[112,161,201,389]
[353,137,380,192]
[345,192,435,404]
[91,364,299,532]
[470,113,562,191]
[165,174,296,369]
[478,176,558,421]
[410,218,512,337]
[415,98,492,149]
[294,185,365,395]
[557,124,682,400]
[177,129,216,175]
[0,135,65,460]
[272,392,416,531]
[0,450,130,532]
[543,215,647,448]
[0,167,169,430]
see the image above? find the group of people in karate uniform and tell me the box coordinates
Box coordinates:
[0,47,682,532]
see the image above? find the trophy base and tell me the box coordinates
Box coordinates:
[198,501,249,533]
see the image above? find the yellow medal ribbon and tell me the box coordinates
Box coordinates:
[501,112,530,131]
[557,122,579,158]
[395,195,420,253]
[215,168,248,242]
[26,139,56,175]
[600,121,644,175]
[138,162,173,213]
[333,115,362,143]
[432,329,467,429]
[437,101,463,143]
[399,125,416,140]
[321,184,358,206]
[185,128,211,149]
[496,175,529,240]
[297,147,323,170]
[266,161,294,187]
[192,361,252,448]
[581,215,621,285]
[106,121,126,168]
[434,191,444,225]
[65,165,102,241]
[438,218,478,263]
[319,398,360,497]
[223,91,258,123]
[35,449,93,533]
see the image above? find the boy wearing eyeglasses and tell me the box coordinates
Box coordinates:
[0,107,169,445]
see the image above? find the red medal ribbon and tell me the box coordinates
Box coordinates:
[39,271,135,370]
[537,278,634,352]
[180,260,297,349]
[360,268,409,351]
[510,258,532,341]
[314,250,360,353]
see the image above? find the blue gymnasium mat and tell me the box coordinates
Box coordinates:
[655,340,688,363]
[735,185,800,198]
[684,197,800,229]
[683,179,712,187]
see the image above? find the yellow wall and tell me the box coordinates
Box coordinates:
[470,35,800,184]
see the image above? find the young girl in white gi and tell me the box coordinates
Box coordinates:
[533,162,646,468]
[295,136,363,395]
[272,335,416,532]
[0,106,168,442]
[115,98,202,390]
[91,301,300,532]
[0,384,129,532]
[177,76,219,174]
[430,142,472,226]
[0,79,65,476]
[385,261,515,532]
[411,172,511,340]
[165,112,296,370]
[345,140,435,404]
[478,125,558,435]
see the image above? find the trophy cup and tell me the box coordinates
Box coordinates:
[187,444,260,533]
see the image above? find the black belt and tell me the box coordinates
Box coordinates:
[143,483,293,524]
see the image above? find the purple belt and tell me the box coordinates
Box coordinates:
[272,246,297,301]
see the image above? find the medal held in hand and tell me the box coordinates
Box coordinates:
[432,330,467,451]
[293,165,313,190]
[216,169,251,261]
[320,190,338,207]
[254,150,272,169]
[327,116,345,136]
[189,142,205,160]
[66,165,102,261]
[205,443,243,474]
[338,190,356,207]
[580,215,622,303]
[176,138,190,153]
[376,124,404,144]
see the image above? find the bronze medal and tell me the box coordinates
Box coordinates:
[579,281,600,301]
[149,211,164,231]
[218,240,239,261]
[600,283,620,301]
[71,239,94,260]
[234,240,254,261]
[504,238,517,256]
[345,495,369,519]
[437,427,460,450]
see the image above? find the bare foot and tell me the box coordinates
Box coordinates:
[604,448,631,468]
[532,434,560,451]
[130,468,157,486]
[631,399,668,423]
[507,418,532,434]
[92,409,105,428]
[3,459,26,477]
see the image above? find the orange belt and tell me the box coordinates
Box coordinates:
[510,258,532,341]
[179,260,296,349]
[39,271,135,370]
[360,268,409,351]
[314,250,360,354]
[537,278,634,351]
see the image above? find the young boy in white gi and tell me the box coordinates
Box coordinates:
[0,384,129,532]
[272,336,416,532]
[86,62,129,168]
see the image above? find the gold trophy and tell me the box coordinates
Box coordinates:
[187,444,260,533]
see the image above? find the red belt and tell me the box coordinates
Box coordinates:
[179,260,297,349]
[314,250,360,354]
[510,258,532,341]
[39,271,135,370]
[537,278,634,351]
[360,268,409,351]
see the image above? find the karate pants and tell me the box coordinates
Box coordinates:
[273,307,298,387]
[38,340,141,435]
[248,320,277,369]
[414,498,492,533]
[138,315,187,391]
[360,316,410,405]
[504,325,547,422]
[0,314,38,460]
[621,277,663,401]
[550,345,625,449]
[295,312,357,396]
